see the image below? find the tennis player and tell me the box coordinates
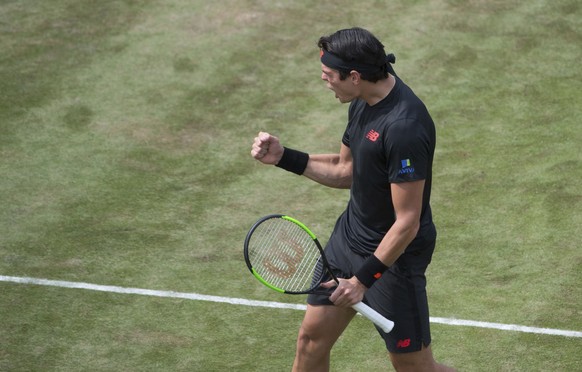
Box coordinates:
[251,27,455,372]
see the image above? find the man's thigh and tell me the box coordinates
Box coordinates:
[298,304,357,345]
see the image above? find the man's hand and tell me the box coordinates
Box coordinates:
[251,132,285,165]
[321,277,367,307]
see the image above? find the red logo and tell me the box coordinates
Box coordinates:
[396,339,411,348]
[366,130,380,142]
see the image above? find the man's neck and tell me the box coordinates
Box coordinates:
[361,74,396,106]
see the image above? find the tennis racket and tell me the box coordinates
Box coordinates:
[244,214,394,333]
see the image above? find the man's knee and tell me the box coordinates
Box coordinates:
[293,326,332,372]
[296,324,330,355]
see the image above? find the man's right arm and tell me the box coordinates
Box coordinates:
[251,132,352,189]
[302,144,352,189]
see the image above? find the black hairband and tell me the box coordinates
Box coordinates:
[320,49,396,75]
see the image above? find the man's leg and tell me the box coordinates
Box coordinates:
[292,304,356,372]
[389,344,456,372]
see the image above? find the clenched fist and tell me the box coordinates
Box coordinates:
[250,132,284,165]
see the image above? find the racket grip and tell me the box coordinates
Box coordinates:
[351,302,394,333]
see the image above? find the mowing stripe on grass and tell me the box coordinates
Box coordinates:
[2,275,581,338]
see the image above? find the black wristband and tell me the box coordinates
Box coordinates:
[275,147,309,175]
[355,255,388,288]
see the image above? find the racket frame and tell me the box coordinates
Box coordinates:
[244,214,335,294]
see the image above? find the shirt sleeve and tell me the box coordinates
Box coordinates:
[385,118,432,183]
[342,101,359,147]
[342,126,350,147]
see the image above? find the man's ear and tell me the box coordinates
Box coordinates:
[349,70,361,85]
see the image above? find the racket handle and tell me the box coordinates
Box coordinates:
[351,302,394,333]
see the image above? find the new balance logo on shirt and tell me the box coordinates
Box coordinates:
[366,129,380,142]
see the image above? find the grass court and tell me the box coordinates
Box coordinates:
[1,0,580,370]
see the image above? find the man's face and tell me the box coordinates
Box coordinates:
[321,64,357,103]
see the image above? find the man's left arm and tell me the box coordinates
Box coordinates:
[327,180,425,307]
[374,179,425,264]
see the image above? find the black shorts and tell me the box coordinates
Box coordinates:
[307,235,435,354]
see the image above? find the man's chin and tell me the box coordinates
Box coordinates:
[332,92,352,103]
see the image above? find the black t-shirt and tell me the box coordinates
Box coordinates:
[336,77,436,255]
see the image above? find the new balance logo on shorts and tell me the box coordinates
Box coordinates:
[396,338,411,349]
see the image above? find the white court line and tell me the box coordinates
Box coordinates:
[2,275,581,338]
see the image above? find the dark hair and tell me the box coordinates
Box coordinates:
[317,27,388,82]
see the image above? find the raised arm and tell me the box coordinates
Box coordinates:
[302,144,352,189]
[251,131,352,189]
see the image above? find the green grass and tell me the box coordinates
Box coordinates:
[1,0,581,370]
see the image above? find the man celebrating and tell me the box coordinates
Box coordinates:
[251,27,455,372]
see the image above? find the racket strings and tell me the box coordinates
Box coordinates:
[248,218,322,292]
